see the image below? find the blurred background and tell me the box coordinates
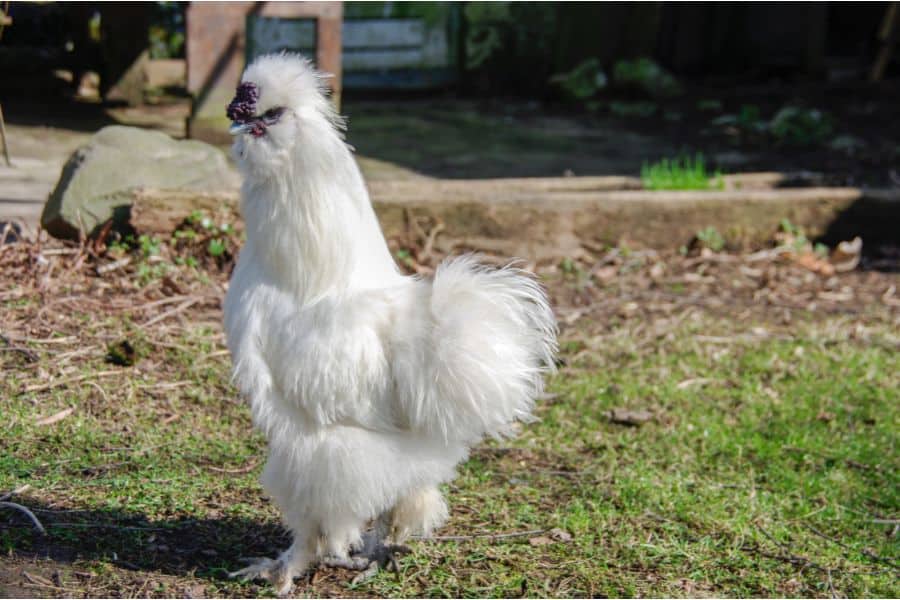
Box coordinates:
[1,2,898,173]
[0,1,899,247]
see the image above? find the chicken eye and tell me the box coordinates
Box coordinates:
[262,107,286,122]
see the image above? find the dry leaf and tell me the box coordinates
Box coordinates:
[528,535,553,546]
[593,265,617,283]
[831,236,862,272]
[794,252,835,277]
[606,408,654,426]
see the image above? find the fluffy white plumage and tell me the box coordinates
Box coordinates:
[223,53,557,594]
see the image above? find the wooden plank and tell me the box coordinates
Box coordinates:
[343,49,425,70]
[343,19,424,49]
[343,68,457,90]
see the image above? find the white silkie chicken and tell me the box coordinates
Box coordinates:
[223,53,557,595]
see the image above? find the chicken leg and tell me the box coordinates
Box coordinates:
[321,514,411,583]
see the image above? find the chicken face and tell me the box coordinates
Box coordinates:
[227,82,288,138]
[226,53,344,180]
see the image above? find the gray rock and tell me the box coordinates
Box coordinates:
[41,126,238,239]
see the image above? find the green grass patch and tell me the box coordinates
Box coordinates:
[1,308,897,597]
[641,154,724,191]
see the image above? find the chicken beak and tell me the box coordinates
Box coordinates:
[229,122,251,136]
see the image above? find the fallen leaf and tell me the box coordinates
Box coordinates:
[831,236,862,272]
[593,265,617,283]
[606,408,654,426]
[794,252,835,277]
[528,535,552,546]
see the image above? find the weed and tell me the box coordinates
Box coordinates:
[138,235,162,258]
[770,107,833,146]
[612,58,681,98]
[696,226,726,252]
[550,58,606,100]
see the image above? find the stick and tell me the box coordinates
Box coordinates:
[0,484,30,502]
[35,407,74,426]
[140,297,200,328]
[0,501,46,533]
[206,459,260,474]
[0,332,39,362]
[24,370,122,393]
[96,256,131,275]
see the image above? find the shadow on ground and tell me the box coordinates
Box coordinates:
[0,72,119,133]
[1,498,288,589]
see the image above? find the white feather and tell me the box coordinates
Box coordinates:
[223,52,558,582]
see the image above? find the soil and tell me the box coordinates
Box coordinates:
[1,213,898,597]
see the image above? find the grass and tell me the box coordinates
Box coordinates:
[641,154,724,191]
[1,237,898,597]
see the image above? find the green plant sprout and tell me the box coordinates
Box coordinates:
[641,154,724,191]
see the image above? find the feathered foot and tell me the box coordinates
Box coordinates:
[321,543,411,584]
[321,521,411,584]
[229,554,300,597]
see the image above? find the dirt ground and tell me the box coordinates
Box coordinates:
[1,209,898,596]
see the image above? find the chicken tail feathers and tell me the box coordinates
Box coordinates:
[395,255,558,443]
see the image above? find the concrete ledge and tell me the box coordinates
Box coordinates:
[370,186,892,259]
[124,179,898,260]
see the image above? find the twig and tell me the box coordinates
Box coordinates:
[826,567,837,599]
[205,459,260,474]
[96,256,131,275]
[0,501,47,533]
[84,380,109,403]
[24,370,122,393]
[35,407,74,426]
[0,484,30,501]
[3,335,77,345]
[419,528,545,542]
[22,582,77,593]
[0,332,39,362]
[48,522,164,532]
[421,222,445,262]
[140,297,200,328]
